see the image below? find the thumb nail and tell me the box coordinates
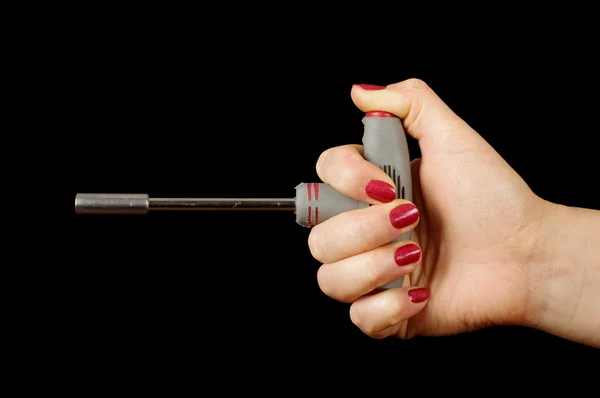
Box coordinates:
[354,84,386,91]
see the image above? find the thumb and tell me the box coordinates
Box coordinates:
[351,79,474,142]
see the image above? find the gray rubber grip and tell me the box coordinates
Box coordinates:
[296,114,413,290]
[363,115,413,289]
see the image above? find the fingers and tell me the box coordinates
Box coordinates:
[350,287,430,339]
[316,144,396,204]
[317,241,421,303]
[351,79,470,141]
[308,199,419,264]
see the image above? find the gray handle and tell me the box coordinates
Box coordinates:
[295,183,369,227]
[296,113,413,289]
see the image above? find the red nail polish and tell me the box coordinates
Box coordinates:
[389,203,419,229]
[394,244,421,266]
[408,287,430,303]
[365,180,396,203]
[365,111,397,118]
[355,84,386,90]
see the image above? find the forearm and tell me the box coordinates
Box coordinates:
[524,200,600,348]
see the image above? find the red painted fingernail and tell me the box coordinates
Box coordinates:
[389,203,419,229]
[354,84,386,90]
[365,180,396,203]
[394,244,421,266]
[365,111,397,118]
[408,287,430,303]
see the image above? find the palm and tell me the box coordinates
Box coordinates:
[403,134,538,337]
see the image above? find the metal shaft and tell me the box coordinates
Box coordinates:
[74,193,296,214]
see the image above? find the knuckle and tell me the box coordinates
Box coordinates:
[317,145,360,182]
[338,162,360,185]
[347,215,368,237]
[369,331,389,340]
[349,305,365,328]
[350,306,378,336]
[402,78,430,91]
[363,253,383,292]
[336,290,355,304]
[315,147,333,175]
[308,229,326,262]
[382,294,405,326]
[347,215,378,247]
[316,266,333,296]
[317,267,351,303]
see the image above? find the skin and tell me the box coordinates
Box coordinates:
[308,79,600,347]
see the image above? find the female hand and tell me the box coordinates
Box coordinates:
[309,79,600,346]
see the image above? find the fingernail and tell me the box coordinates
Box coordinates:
[365,180,396,203]
[389,203,419,229]
[354,84,386,90]
[408,287,430,303]
[365,111,397,118]
[394,244,421,266]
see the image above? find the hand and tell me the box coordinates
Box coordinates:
[308,79,547,339]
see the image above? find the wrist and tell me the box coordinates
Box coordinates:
[522,199,600,347]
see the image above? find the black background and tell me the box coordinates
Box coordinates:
[58,6,600,383]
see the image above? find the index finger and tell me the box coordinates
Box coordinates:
[316,144,397,204]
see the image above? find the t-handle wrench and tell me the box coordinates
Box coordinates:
[75,111,413,289]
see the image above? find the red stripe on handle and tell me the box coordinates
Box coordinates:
[307,183,312,201]
[313,183,319,200]
[307,206,312,227]
[315,207,319,225]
